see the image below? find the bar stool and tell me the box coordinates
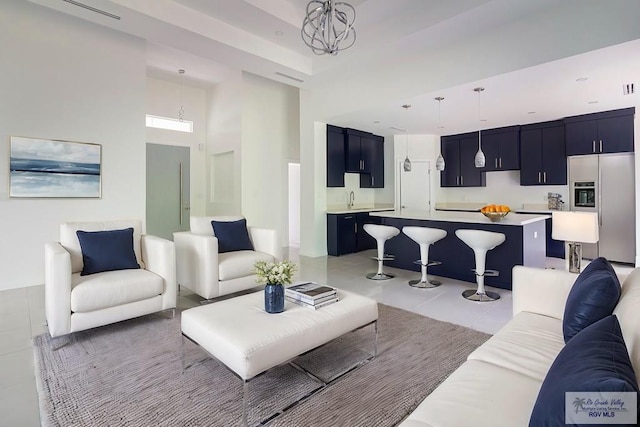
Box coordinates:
[455,229,505,302]
[402,226,447,288]
[363,224,400,280]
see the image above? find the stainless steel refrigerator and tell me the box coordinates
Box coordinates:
[568,153,635,264]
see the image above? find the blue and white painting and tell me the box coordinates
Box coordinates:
[10,137,101,198]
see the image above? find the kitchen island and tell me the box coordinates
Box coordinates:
[370,210,550,290]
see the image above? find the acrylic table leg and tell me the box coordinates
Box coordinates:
[242,380,249,426]
[374,320,379,357]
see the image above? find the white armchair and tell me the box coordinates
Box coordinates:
[174,216,282,299]
[45,220,176,338]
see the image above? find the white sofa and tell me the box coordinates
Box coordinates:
[174,216,282,300]
[400,265,640,427]
[45,220,177,338]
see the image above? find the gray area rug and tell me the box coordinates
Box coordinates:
[33,304,490,426]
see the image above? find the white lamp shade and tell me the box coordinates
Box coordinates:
[552,211,599,243]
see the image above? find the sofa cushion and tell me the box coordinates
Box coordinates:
[211,219,254,253]
[467,311,565,382]
[529,315,639,427]
[71,269,163,313]
[218,250,274,281]
[563,257,620,343]
[399,359,542,427]
[60,220,143,274]
[76,228,140,275]
[614,268,640,386]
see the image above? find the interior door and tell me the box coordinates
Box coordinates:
[146,143,190,240]
[400,160,431,210]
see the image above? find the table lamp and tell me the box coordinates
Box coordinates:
[552,211,599,273]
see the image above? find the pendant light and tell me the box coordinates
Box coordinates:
[402,104,412,172]
[435,96,445,171]
[178,69,185,122]
[474,87,485,168]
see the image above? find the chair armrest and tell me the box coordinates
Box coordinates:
[44,242,72,338]
[512,265,577,320]
[141,235,177,310]
[174,231,220,299]
[249,227,282,261]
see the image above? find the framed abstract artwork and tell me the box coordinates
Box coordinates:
[9,136,102,198]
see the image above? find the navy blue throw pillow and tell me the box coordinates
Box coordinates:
[563,257,621,343]
[530,315,639,427]
[211,219,254,253]
[76,228,140,276]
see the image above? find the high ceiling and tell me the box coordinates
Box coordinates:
[28,0,640,136]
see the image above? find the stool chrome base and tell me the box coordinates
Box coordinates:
[462,289,500,302]
[367,272,395,280]
[409,279,441,288]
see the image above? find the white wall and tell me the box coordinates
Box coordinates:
[0,1,147,291]
[145,77,207,215]
[241,72,300,247]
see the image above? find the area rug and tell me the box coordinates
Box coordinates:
[33,304,490,426]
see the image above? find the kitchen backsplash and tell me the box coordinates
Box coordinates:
[326,173,376,207]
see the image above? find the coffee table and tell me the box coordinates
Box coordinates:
[181,288,378,425]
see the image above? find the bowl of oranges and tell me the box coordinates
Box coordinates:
[480,204,511,222]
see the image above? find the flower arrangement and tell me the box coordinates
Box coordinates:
[254,260,297,286]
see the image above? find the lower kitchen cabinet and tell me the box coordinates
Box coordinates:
[327,212,382,256]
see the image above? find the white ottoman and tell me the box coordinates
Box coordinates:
[181,288,379,425]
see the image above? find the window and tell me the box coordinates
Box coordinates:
[145,115,193,133]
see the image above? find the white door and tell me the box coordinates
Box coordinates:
[399,160,431,210]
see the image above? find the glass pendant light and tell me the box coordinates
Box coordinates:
[402,104,412,172]
[474,87,485,168]
[435,96,445,171]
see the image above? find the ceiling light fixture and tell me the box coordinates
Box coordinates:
[435,97,445,172]
[402,104,412,172]
[474,87,486,168]
[178,69,185,122]
[301,0,356,55]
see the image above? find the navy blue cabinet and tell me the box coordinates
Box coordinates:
[345,129,373,173]
[440,132,486,187]
[565,108,635,155]
[327,212,381,256]
[326,125,345,187]
[520,120,566,186]
[360,135,384,188]
[480,126,520,171]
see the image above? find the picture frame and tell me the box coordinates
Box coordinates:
[9,136,102,198]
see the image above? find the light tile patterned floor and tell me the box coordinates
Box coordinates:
[0,251,633,426]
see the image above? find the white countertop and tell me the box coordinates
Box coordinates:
[370,209,550,226]
[326,205,394,215]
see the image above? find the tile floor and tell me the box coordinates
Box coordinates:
[0,251,633,426]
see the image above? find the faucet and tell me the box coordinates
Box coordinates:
[349,191,355,208]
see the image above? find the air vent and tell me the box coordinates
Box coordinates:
[623,83,635,95]
[274,72,304,83]
[62,0,121,20]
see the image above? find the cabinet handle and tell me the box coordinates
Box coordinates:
[599,140,603,153]
[495,158,498,168]
[592,140,596,153]
[372,176,374,186]
[460,176,464,186]
[499,157,502,168]
[344,216,353,219]
[363,160,365,170]
[355,222,357,233]
[543,171,547,183]
[456,176,459,185]
[538,171,541,183]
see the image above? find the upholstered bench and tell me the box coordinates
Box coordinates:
[181,288,378,424]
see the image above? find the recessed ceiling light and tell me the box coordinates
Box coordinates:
[528,111,536,114]
[576,77,589,82]
[373,120,380,123]
[588,100,599,104]
[275,30,284,36]
[480,119,488,122]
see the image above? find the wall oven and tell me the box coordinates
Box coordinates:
[572,181,596,209]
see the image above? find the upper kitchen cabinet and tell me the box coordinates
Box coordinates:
[520,120,566,186]
[360,135,384,188]
[326,124,345,187]
[440,132,486,187]
[345,128,373,173]
[480,125,520,171]
[565,107,635,155]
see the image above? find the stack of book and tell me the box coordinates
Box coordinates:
[285,282,339,310]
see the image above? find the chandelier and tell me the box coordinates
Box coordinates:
[301,0,356,56]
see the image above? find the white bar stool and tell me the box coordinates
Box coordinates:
[402,226,447,288]
[363,224,400,280]
[455,229,506,302]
